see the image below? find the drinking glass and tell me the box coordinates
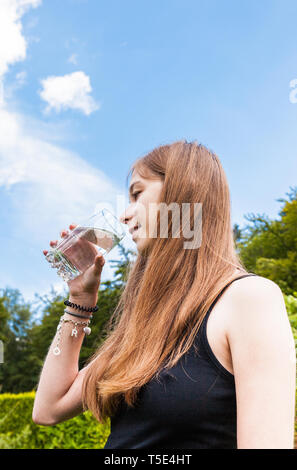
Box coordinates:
[44,209,127,282]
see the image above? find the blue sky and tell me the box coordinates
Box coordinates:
[0,0,297,311]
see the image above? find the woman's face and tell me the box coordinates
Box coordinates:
[120,169,164,253]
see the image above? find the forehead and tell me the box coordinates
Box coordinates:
[129,169,146,186]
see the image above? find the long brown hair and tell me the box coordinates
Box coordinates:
[81,140,247,423]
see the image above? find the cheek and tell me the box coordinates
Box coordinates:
[147,211,159,236]
[137,199,160,235]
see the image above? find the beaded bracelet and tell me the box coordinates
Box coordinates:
[64,299,98,312]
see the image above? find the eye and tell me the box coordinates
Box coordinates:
[132,191,141,200]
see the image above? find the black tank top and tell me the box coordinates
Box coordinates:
[104,273,257,449]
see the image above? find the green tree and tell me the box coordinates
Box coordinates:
[236,186,297,295]
[233,223,242,244]
[0,288,36,393]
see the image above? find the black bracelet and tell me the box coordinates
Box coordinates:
[64,309,93,320]
[64,299,98,312]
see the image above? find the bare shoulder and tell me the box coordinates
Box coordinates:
[227,275,284,313]
[225,274,294,351]
[230,274,282,297]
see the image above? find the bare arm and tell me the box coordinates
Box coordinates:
[32,293,98,426]
[227,276,296,449]
[33,225,105,425]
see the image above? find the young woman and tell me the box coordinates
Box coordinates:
[33,140,296,449]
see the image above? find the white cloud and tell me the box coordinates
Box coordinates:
[0,0,41,80]
[0,106,121,239]
[39,71,100,115]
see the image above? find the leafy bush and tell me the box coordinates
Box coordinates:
[0,392,110,449]
[284,292,297,346]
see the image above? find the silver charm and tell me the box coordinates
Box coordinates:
[83,326,91,335]
[53,346,61,355]
[71,327,78,337]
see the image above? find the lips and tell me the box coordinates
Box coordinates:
[130,223,141,236]
[129,224,141,234]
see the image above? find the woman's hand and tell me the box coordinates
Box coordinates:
[43,224,105,299]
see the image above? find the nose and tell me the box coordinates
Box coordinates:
[119,208,132,225]
[120,198,138,225]
[119,212,127,224]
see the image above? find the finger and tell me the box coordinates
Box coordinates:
[94,254,105,274]
[69,224,77,230]
[60,230,69,237]
[50,240,58,247]
[43,250,48,256]
[95,254,105,266]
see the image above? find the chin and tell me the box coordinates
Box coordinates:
[136,237,153,257]
[135,238,145,251]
